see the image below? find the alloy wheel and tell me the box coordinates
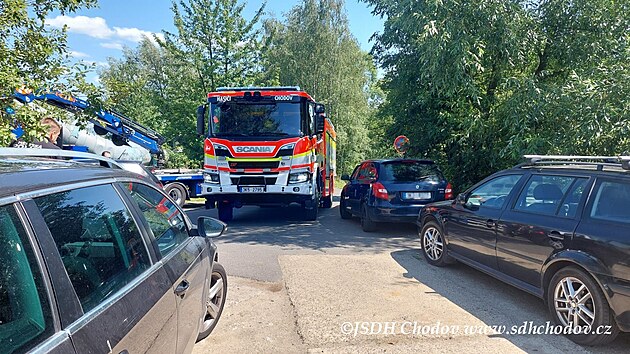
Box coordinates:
[200,269,225,333]
[554,276,595,329]
[423,227,443,261]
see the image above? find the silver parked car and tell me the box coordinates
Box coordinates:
[0,150,227,354]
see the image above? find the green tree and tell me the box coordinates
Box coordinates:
[364,0,629,191]
[265,0,377,174]
[100,38,198,167]
[0,0,99,146]
[162,0,267,91]
[100,0,269,167]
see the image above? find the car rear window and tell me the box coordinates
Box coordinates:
[590,180,630,223]
[380,161,443,182]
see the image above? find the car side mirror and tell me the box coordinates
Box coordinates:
[196,105,206,136]
[341,174,350,181]
[456,193,467,205]
[197,216,226,238]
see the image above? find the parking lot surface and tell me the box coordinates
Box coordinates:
[188,201,630,353]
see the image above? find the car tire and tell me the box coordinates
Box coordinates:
[217,203,233,222]
[547,266,619,346]
[197,262,228,341]
[164,183,187,207]
[360,204,377,232]
[339,195,352,219]
[420,221,453,266]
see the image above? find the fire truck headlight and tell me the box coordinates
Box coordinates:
[280,143,295,151]
[204,172,220,183]
[288,172,310,184]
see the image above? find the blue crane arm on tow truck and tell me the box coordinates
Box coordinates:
[12,90,165,157]
[9,90,206,206]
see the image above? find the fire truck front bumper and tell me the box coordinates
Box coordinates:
[200,182,316,207]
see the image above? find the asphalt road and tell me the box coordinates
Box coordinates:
[185,200,419,282]
[186,200,630,352]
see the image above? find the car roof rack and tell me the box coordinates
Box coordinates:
[520,154,630,171]
[0,148,122,169]
[215,86,301,92]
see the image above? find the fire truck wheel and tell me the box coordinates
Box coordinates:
[305,206,318,221]
[217,203,233,222]
[304,195,319,221]
[321,195,333,208]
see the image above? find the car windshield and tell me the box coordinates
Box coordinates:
[380,161,443,182]
[211,102,303,138]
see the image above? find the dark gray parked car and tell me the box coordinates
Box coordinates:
[0,151,227,354]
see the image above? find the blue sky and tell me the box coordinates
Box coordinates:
[45,0,384,83]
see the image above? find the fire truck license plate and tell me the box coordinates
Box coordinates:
[403,192,431,200]
[240,186,266,193]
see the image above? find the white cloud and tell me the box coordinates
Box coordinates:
[46,15,114,39]
[70,50,90,58]
[46,15,162,44]
[113,27,163,43]
[100,42,124,50]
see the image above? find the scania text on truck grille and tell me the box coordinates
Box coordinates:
[196,86,337,221]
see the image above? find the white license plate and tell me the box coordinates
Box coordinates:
[403,192,431,200]
[240,186,265,193]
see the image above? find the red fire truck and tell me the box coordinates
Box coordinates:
[196,86,337,221]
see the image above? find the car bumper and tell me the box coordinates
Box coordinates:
[367,204,426,223]
[608,282,630,332]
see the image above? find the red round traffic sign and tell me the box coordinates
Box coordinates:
[394,135,410,154]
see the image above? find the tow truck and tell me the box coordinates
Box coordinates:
[196,86,337,221]
[8,89,204,205]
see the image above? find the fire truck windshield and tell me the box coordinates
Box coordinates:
[210,102,303,138]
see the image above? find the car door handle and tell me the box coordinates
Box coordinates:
[486,219,496,228]
[548,231,569,241]
[174,280,190,297]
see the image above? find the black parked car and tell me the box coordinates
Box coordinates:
[0,149,227,354]
[418,155,630,345]
[340,159,452,232]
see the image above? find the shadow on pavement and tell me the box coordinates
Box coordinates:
[187,204,419,252]
[390,249,630,353]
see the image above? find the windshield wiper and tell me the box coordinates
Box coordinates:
[214,133,249,137]
[259,132,290,136]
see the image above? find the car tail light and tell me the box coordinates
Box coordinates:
[445,183,453,200]
[372,182,389,200]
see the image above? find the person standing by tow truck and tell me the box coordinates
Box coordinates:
[10,117,62,149]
